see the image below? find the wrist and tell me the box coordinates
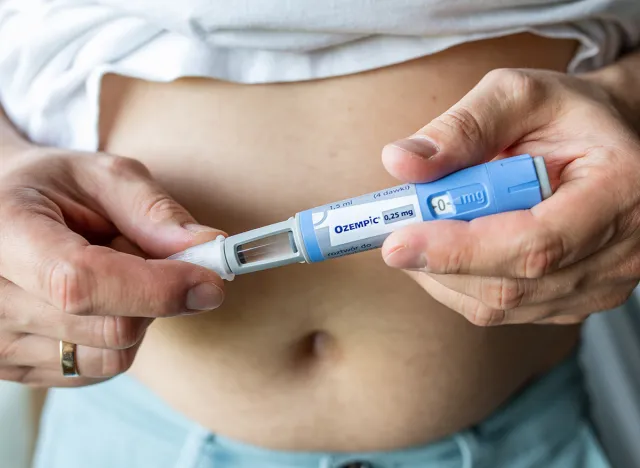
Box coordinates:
[581,50,640,134]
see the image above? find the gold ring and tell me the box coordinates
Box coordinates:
[60,341,80,377]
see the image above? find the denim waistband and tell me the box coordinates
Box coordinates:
[35,351,597,468]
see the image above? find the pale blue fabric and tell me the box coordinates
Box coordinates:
[32,352,610,468]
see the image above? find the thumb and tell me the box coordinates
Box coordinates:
[84,156,225,258]
[381,69,547,183]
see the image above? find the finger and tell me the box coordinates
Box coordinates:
[532,281,637,325]
[509,284,633,323]
[424,266,577,309]
[0,333,142,378]
[0,278,151,348]
[0,196,225,316]
[426,274,542,310]
[383,172,619,278]
[411,270,634,326]
[81,155,225,258]
[424,238,638,309]
[382,69,553,183]
[407,271,507,326]
[0,366,104,388]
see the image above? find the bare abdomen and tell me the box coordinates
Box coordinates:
[99,33,581,451]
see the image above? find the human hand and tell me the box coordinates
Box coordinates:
[0,147,225,387]
[380,68,640,326]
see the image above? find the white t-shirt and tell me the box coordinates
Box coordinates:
[0,0,639,151]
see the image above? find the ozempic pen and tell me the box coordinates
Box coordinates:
[168,154,552,280]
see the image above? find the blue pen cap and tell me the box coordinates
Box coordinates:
[485,154,547,212]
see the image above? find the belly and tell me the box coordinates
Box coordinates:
[99,33,581,451]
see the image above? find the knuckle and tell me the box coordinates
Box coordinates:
[433,245,467,274]
[483,67,520,83]
[46,257,94,315]
[482,278,525,310]
[465,303,505,327]
[98,316,140,349]
[137,193,185,224]
[102,155,151,179]
[438,106,484,147]
[100,348,135,377]
[483,68,546,105]
[522,249,551,279]
[519,233,564,279]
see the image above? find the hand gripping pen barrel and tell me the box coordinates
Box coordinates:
[169,154,552,280]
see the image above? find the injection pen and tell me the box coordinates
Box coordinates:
[168,154,552,280]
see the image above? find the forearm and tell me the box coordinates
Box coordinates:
[583,48,640,134]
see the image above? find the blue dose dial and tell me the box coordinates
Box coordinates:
[416,154,543,222]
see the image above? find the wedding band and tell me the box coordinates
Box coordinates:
[60,341,80,377]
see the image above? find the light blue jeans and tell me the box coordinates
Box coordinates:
[33,352,610,468]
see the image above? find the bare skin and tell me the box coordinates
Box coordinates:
[100,34,581,451]
[1,32,639,454]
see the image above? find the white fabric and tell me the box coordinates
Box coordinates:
[0,381,35,468]
[0,0,639,152]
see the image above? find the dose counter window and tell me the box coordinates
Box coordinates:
[236,231,297,265]
[430,194,455,216]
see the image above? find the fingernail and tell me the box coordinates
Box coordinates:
[383,246,427,270]
[185,283,224,311]
[183,223,219,233]
[391,137,439,159]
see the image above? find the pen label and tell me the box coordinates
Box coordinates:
[306,184,423,258]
